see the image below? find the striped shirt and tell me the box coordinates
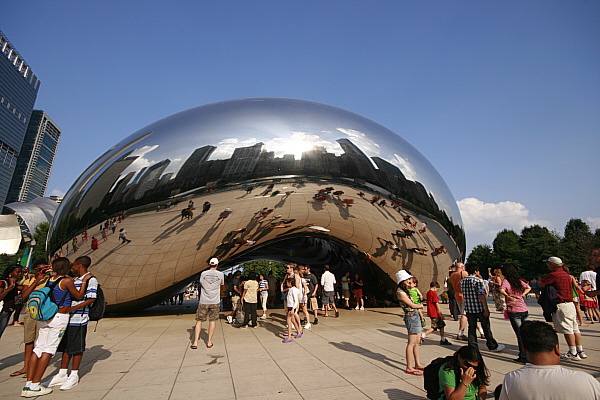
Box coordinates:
[68,273,98,326]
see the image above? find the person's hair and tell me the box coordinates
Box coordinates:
[119,228,124,232]
[233,270,241,277]
[32,258,48,269]
[284,276,295,289]
[444,345,490,387]
[247,272,257,281]
[74,256,91,269]
[430,281,440,288]
[562,265,571,274]
[411,276,419,285]
[581,279,591,286]
[396,279,411,297]
[520,321,557,353]
[323,265,330,271]
[2,264,21,279]
[465,262,479,275]
[500,263,525,293]
[259,274,264,280]
[52,257,71,275]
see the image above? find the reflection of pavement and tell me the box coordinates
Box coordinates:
[68,182,457,307]
[1,299,598,398]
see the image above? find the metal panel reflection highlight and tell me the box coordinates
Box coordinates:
[48,98,465,312]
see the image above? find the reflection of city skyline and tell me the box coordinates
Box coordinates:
[102,138,444,220]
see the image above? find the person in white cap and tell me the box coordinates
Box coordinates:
[539,256,586,360]
[395,270,426,376]
[191,258,224,349]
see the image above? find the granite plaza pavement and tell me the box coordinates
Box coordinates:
[1,299,599,399]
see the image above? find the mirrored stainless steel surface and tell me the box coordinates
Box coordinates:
[48,98,465,312]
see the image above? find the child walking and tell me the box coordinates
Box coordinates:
[283,277,303,343]
[581,280,600,323]
[422,281,452,345]
[396,270,425,376]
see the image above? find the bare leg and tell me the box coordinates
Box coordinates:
[405,334,419,372]
[31,353,53,383]
[192,320,202,347]
[207,321,216,347]
[286,312,293,339]
[71,354,83,371]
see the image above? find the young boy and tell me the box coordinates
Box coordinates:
[423,281,452,345]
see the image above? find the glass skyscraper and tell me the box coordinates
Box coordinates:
[7,110,60,203]
[0,31,41,208]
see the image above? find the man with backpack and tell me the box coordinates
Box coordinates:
[45,256,98,391]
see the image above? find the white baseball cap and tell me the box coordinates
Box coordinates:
[395,270,413,284]
[209,257,219,265]
[543,256,563,266]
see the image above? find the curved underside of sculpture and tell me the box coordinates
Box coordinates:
[47,98,465,312]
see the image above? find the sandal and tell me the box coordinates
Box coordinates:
[10,370,27,377]
[405,370,423,376]
[206,343,213,348]
[190,345,198,349]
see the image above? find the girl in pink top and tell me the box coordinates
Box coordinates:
[498,263,531,364]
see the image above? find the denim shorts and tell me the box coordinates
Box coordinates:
[404,313,423,334]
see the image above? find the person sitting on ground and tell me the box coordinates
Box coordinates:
[440,345,489,400]
[498,320,600,399]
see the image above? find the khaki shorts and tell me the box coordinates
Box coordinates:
[457,301,466,316]
[231,295,241,310]
[23,312,38,344]
[553,302,580,335]
[196,303,220,322]
[342,289,351,300]
[309,297,318,310]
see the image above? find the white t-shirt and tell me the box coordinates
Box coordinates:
[500,364,600,400]
[579,270,597,290]
[321,271,336,291]
[199,269,224,305]
[287,287,301,309]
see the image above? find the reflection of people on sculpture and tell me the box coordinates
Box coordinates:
[188,200,194,209]
[201,201,211,214]
[419,222,427,233]
[408,247,427,255]
[377,237,400,252]
[217,208,233,221]
[357,191,365,197]
[341,198,354,206]
[403,215,412,225]
[181,207,194,221]
[433,245,447,255]
[119,228,132,244]
[284,190,294,198]
[378,199,386,207]
[333,190,344,196]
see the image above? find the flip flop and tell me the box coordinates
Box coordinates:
[415,366,425,371]
[206,343,213,348]
[10,370,27,377]
[405,370,423,376]
[190,345,198,349]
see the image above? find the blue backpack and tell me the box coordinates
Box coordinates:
[27,277,69,321]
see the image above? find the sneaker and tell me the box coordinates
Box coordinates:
[226,315,233,324]
[301,318,307,325]
[45,374,67,388]
[457,334,468,341]
[313,318,319,325]
[60,375,79,391]
[304,323,312,330]
[440,338,452,346]
[335,310,340,318]
[355,306,359,310]
[360,307,364,311]
[20,387,30,397]
[240,326,247,330]
[23,386,52,397]
[260,314,267,320]
[577,350,588,359]
[489,344,506,352]
[562,352,582,361]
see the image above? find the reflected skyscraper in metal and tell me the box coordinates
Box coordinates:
[48,98,465,312]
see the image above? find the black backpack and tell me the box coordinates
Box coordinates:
[423,356,457,400]
[88,284,106,322]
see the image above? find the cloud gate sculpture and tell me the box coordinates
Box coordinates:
[48,98,465,312]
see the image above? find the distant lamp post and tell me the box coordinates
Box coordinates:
[25,239,36,271]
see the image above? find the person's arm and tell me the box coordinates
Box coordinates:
[62,276,89,301]
[0,279,16,300]
[443,367,476,400]
[397,291,423,309]
[538,273,554,288]
[435,301,444,319]
[478,385,488,400]
[241,288,248,303]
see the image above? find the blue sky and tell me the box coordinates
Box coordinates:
[2,1,599,254]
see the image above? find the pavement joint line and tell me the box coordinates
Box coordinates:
[99,318,177,400]
[167,320,193,400]
[221,314,238,400]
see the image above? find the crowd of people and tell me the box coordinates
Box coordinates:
[0,256,98,397]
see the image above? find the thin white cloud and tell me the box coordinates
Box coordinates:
[457,197,550,252]
[264,132,340,159]
[129,144,159,158]
[336,127,381,157]
[587,217,600,231]
[387,154,418,182]
[210,137,258,160]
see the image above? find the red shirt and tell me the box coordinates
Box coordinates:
[426,289,440,318]
[541,268,573,302]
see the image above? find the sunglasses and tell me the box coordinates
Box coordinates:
[463,361,478,370]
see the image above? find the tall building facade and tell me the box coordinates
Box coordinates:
[6,110,60,203]
[0,31,41,208]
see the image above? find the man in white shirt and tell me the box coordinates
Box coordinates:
[320,265,339,318]
[579,265,597,290]
[192,258,224,349]
[499,320,600,399]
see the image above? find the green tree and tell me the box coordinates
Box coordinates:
[492,229,522,269]
[519,225,560,279]
[561,218,593,275]
[32,222,50,261]
[467,244,499,276]
[241,260,287,280]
